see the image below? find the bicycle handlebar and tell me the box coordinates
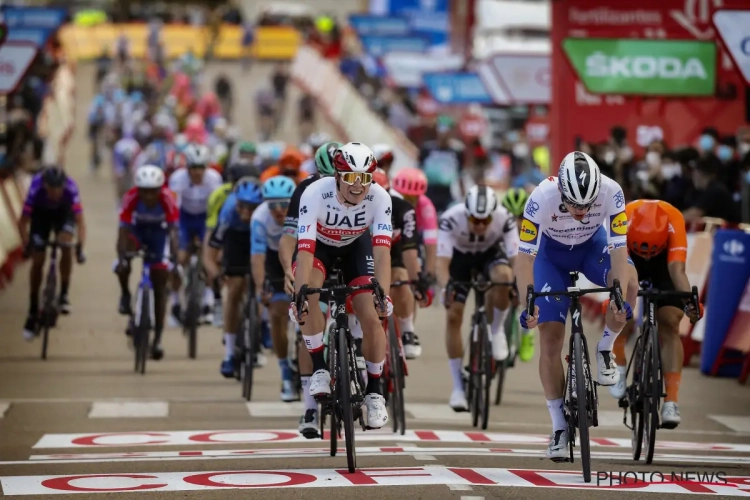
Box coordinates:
[123,250,165,262]
[447,279,515,295]
[295,279,387,325]
[638,285,700,312]
[526,279,625,318]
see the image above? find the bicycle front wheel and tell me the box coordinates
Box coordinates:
[338,327,356,473]
[387,317,406,435]
[643,336,659,464]
[135,287,152,375]
[480,316,493,430]
[242,297,259,401]
[573,332,591,483]
[40,310,52,361]
[327,325,338,456]
[630,334,645,461]
[184,270,201,360]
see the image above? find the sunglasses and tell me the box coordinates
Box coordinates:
[268,200,290,210]
[339,172,373,185]
[237,201,258,211]
[564,199,593,211]
[469,215,492,226]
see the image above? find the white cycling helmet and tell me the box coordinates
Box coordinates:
[134,165,165,188]
[558,151,601,207]
[184,143,210,166]
[333,142,377,173]
[372,144,394,163]
[213,117,228,134]
[173,133,188,150]
[308,132,331,150]
[465,184,498,220]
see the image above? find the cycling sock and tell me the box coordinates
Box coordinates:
[365,360,383,394]
[60,282,69,297]
[278,358,292,380]
[597,326,619,352]
[491,307,509,336]
[449,358,464,392]
[612,333,627,363]
[397,315,414,335]
[171,292,180,307]
[546,398,566,432]
[664,372,681,403]
[300,376,317,410]
[203,287,214,307]
[303,331,326,372]
[223,333,236,360]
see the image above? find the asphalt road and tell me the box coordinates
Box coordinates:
[0,63,749,499]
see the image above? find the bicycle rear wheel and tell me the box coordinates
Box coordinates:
[470,319,483,428]
[387,317,406,435]
[643,335,659,464]
[185,265,201,359]
[573,332,591,483]
[135,287,152,375]
[480,316,493,430]
[338,326,356,473]
[328,327,338,457]
[630,334,645,461]
[242,296,258,401]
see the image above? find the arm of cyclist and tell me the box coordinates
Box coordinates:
[400,206,427,303]
[514,188,546,327]
[418,195,439,277]
[250,213,267,303]
[372,191,393,315]
[292,188,319,320]
[664,205,703,322]
[279,182,305,295]
[605,189,636,320]
[436,217,454,307]
[202,229,221,283]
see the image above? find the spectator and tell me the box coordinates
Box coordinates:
[697,127,719,157]
[419,116,464,212]
[717,135,741,195]
[737,126,750,158]
[683,155,739,224]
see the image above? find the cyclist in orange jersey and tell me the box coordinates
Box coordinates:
[607,199,703,429]
[260,147,307,184]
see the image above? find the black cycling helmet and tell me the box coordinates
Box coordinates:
[42,166,67,188]
[227,161,260,185]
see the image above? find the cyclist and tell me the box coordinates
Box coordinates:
[230,141,260,166]
[20,167,87,339]
[301,132,332,176]
[391,167,439,359]
[372,144,394,176]
[260,147,307,184]
[115,165,179,360]
[608,200,703,428]
[437,185,518,412]
[251,176,297,401]
[168,143,223,325]
[208,179,264,377]
[515,151,639,461]
[279,141,341,437]
[112,130,141,203]
[289,142,392,430]
[500,187,536,363]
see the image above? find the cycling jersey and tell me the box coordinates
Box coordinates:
[388,195,419,269]
[250,202,284,254]
[391,190,439,245]
[296,177,392,253]
[206,183,233,230]
[113,137,141,178]
[437,204,519,258]
[625,199,687,263]
[283,173,319,236]
[215,193,250,233]
[23,174,83,216]
[168,168,223,215]
[119,186,179,228]
[520,176,626,256]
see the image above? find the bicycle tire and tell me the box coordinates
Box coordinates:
[40,313,51,361]
[328,325,338,457]
[338,326,356,473]
[643,336,659,464]
[480,315,493,430]
[388,317,406,435]
[470,318,483,428]
[243,296,258,401]
[630,334,645,461]
[185,265,201,360]
[135,287,152,375]
[573,332,591,483]
[495,309,516,405]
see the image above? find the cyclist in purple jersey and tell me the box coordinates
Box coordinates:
[19,167,87,340]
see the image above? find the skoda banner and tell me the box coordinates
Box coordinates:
[562,38,717,96]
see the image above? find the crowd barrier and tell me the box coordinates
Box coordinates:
[290,45,419,173]
[58,24,299,61]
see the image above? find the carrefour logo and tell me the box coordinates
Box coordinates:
[723,239,744,257]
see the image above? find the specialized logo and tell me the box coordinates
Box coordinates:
[572,309,581,326]
[520,219,539,244]
[609,212,628,236]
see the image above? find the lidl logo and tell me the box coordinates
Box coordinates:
[520,219,539,244]
[609,212,628,236]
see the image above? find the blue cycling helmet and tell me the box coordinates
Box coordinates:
[234,179,263,205]
[262,175,296,200]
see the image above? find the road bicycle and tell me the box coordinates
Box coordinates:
[494,300,523,405]
[296,278,387,473]
[124,251,163,375]
[525,271,625,483]
[181,240,205,360]
[36,241,75,360]
[619,281,699,464]
[383,279,413,435]
[447,273,514,430]
[237,272,261,401]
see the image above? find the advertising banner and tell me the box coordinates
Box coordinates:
[563,38,716,96]
[381,52,464,88]
[422,72,493,104]
[713,10,750,86]
[348,15,410,36]
[359,35,429,57]
[480,54,550,104]
[384,0,449,46]
[0,42,39,94]
[7,28,54,48]
[1,6,67,31]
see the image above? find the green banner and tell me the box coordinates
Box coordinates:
[562,38,716,96]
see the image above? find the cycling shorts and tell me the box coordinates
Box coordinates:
[266,249,290,303]
[29,207,76,251]
[631,252,683,311]
[449,245,509,304]
[178,210,207,251]
[127,226,170,268]
[533,226,634,325]
[221,228,250,277]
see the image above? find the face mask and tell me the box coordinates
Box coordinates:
[604,151,616,164]
[513,143,529,157]
[646,151,661,167]
[738,142,750,156]
[699,134,715,151]
[661,163,681,180]
[717,145,733,162]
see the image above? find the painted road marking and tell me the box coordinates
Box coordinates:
[596,410,626,427]
[247,402,304,417]
[88,402,169,418]
[31,429,750,451]
[0,402,10,418]
[709,415,750,433]
[1,467,747,496]
[407,403,470,421]
[17,446,750,466]
[449,484,474,491]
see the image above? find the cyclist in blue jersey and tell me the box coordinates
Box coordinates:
[251,175,296,401]
[207,179,264,377]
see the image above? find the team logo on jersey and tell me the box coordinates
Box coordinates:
[609,212,628,236]
[520,219,539,244]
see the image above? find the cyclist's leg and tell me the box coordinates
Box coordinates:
[143,234,171,358]
[55,211,77,313]
[390,263,417,358]
[170,212,192,321]
[24,210,54,338]
[485,249,514,361]
[295,245,329,396]
[267,250,295,401]
[219,228,249,375]
[446,251,471,409]
[203,229,224,326]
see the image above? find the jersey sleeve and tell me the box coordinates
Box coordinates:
[664,202,688,263]
[437,212,457,258]
[160,188,180,225]
[296,185,319,254]
[207,169,224,192]
[605,181,628,251]
[518,186,546,256]
[417,195,438,245]
[22,179,41,216]
[250,209,268,255]
[372,187,393,248]
[68,181,83,214]
[167,170,182,206]
[500,212,519,258]
[400,203,419,250]
[118,189,139,226]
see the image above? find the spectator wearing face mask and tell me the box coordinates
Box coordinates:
[716,136,741,197]
[697,127,719,157]
[737,126,750,158]
[683,155,739,224]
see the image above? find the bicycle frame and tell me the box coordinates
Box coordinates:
[39,242,61,360]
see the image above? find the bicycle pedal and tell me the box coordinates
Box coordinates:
[618,398,629,409]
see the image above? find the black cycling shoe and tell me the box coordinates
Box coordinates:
[171,303,183,326]
[150,343,164,361]
[58,295,71,315]
[118,293,132,316]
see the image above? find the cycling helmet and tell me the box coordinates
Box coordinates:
[627,201,669,259]
[234,178,263,204]
[558,151,601,208]
[465,184,498,220]
[333,142,377,173]
[227,162,260,184]
[213,117,228,134]
[262,175,296,200]
[372,168,389,190]
[501,187,529,218]
[173,133,189,152]
[278,148,303,170]
[239,141,257,154]
[184,143,210,167]
[314,141,342,177]
[308,131,331,150]
[372,144,394,164]
[134,165,165,188]
[392,167,427,196]
[41,166,67,187]
[153,112,172,130]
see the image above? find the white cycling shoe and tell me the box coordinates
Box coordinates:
[308,369,331,398]
[492,329,509,361]
[364,393,389,429]
[661,401,681,429]
[596,350,620,386]
[449,389,468,412]
[547,429,569,461]
[609,366,627,399]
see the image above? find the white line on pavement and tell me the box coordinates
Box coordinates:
[709,415,750,433]
[247,401,304,417]
[449,484,474,491]
[0,402,10,418]
[88,401,169,418]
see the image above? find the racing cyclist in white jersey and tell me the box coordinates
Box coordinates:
[168,143,223,325]
[289,142,393,430]
[437,185,519,411]
[515,151,638,461]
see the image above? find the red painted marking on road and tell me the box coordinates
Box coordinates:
[338,467,432,485]
[188,431,299,443]
[70,432,170,447]
[40,474,167,493]
[183,470,317,488]
[448,467,496,485]
[590,437,619,447]
[465,432,490,442]
[414,430,439,441]
[380,447,404,452]
[178,451,203,457]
